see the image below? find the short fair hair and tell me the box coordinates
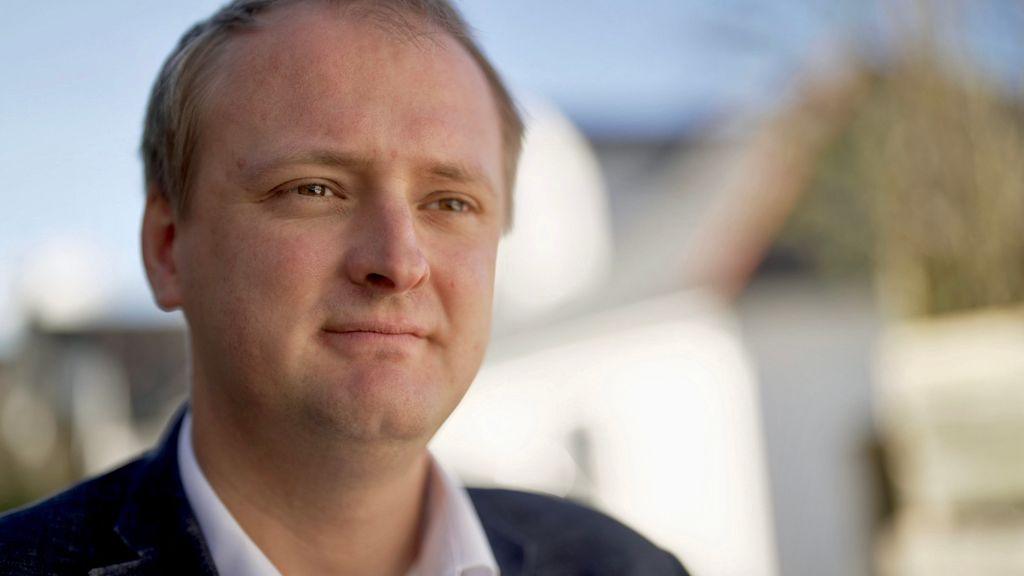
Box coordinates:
[141,0,523,226]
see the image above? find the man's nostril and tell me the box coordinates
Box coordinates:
[366,273,396,289]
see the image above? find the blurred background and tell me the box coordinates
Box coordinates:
[2,1,1023,575]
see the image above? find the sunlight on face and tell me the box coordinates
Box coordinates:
[173,3,506,444]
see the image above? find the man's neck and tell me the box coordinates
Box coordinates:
[190,396,431,576]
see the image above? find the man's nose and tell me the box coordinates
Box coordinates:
[344,199,429,293]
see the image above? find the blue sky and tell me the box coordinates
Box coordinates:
[0,0,1020,350]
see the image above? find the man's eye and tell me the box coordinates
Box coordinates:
[290,183,335,198]
[427,198,471,212]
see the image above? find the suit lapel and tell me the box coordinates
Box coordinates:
[93,405,219,576]
[468,489,536,576]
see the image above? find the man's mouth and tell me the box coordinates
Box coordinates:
[320,321,427,351]
[323,321,426,338]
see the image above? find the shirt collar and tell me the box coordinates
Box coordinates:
[178,412,281,576]
[177,411,499,576]
[408,455,500,576]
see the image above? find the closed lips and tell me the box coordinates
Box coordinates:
[324,324,425,337]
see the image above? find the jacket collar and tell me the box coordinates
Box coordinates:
[467,489,536,576]
[92,405,218,576]
[90,405,532,576]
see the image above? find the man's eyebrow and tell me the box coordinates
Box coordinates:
[423,162,496,196]
[241,150,373,182]
[240,150,497,197]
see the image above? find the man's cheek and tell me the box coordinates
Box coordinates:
[460,247,497,306]
[216,233,327,328]
[249,239,328,303]
[444,246,496,340]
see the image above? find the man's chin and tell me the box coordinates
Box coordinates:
[296,368,453,444]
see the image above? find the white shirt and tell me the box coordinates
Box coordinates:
[177,412,499,576]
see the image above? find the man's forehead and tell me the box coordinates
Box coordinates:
[204,3,491,124]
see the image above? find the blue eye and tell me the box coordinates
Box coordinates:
[291,183,335,198]
[428,198,471,212]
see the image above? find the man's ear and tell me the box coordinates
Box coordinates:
[141,189,183,311]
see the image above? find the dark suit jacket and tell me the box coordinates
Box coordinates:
[0,411,688,575]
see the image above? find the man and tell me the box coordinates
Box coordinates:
[0,1,688,574]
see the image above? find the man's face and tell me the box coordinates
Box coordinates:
[166,4,505,443]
